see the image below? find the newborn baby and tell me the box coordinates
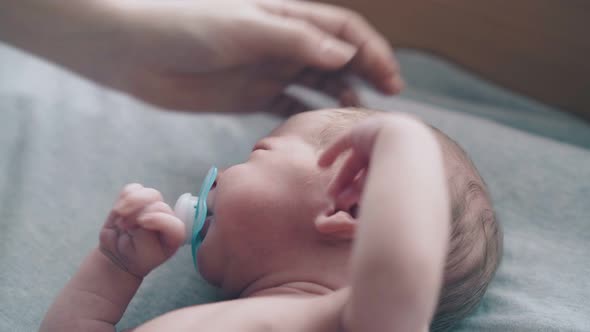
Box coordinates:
[41,108,502,332]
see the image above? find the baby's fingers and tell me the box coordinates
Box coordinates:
[328,149,366,197]
[114,187,163,217]
[118,183,143,199]
[318,130,354,167]
[137,211,186,252]
[319,117,383,167]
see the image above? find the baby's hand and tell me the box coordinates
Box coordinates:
[99,184,185,278]
[318,116,394,197]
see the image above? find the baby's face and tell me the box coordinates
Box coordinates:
[198,110,342,294]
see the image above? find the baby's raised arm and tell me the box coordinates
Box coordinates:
[40,185,185,332]
[319,115,450,332]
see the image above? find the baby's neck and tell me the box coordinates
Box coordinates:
[241,281,334,298]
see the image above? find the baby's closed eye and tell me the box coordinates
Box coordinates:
[252,139,271,152]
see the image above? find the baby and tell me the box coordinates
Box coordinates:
[40,108,502,332]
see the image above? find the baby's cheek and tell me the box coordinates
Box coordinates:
[220,189,276,230]
[220,164,281,207]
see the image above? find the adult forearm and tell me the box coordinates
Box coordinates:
[0,0,128,78]
[40,248,142,332]
[347,117,450,331]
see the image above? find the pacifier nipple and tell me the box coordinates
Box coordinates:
[174,193,200,245]
[174,166,218,270]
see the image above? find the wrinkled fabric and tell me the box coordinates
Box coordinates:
[0,45,588,331]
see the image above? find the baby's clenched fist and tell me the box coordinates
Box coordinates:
[99,184,185,278]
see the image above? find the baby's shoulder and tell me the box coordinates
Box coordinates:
[133,292,348,332]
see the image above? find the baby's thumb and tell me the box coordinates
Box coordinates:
[263,17,357,69]
[138,212,186,252]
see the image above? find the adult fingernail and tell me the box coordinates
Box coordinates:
[320,39,356,66]
[384,75,405,94]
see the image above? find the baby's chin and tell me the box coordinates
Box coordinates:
[196,249,222,288]
[196,224,224,287]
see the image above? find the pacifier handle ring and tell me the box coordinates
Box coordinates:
[191,167,218,271]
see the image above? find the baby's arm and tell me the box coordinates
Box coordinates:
[39,248,142,332]
[320,115,450,331]
[40,184,185,332]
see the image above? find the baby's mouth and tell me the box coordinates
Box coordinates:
[200,216,214,238]
[199,181,217,239]
[206,184,216,215]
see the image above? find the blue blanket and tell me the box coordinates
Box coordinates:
[0,44,588,331]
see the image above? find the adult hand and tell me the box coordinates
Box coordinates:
[89,0,403,113]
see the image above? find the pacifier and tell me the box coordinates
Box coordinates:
[174,166,218,271]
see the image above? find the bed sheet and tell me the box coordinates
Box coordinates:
[0,45,588,331]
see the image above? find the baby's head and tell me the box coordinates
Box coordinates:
[198,108,502,330]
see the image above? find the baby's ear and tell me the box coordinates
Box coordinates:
[315,177,363,240]
[314,210,357,240]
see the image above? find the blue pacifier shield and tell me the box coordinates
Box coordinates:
[191,166,218,270]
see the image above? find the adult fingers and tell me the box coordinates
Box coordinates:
[269,93,312,117]
[257,0,403,94]
[252,12,357,70]
[292,68,361,107]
